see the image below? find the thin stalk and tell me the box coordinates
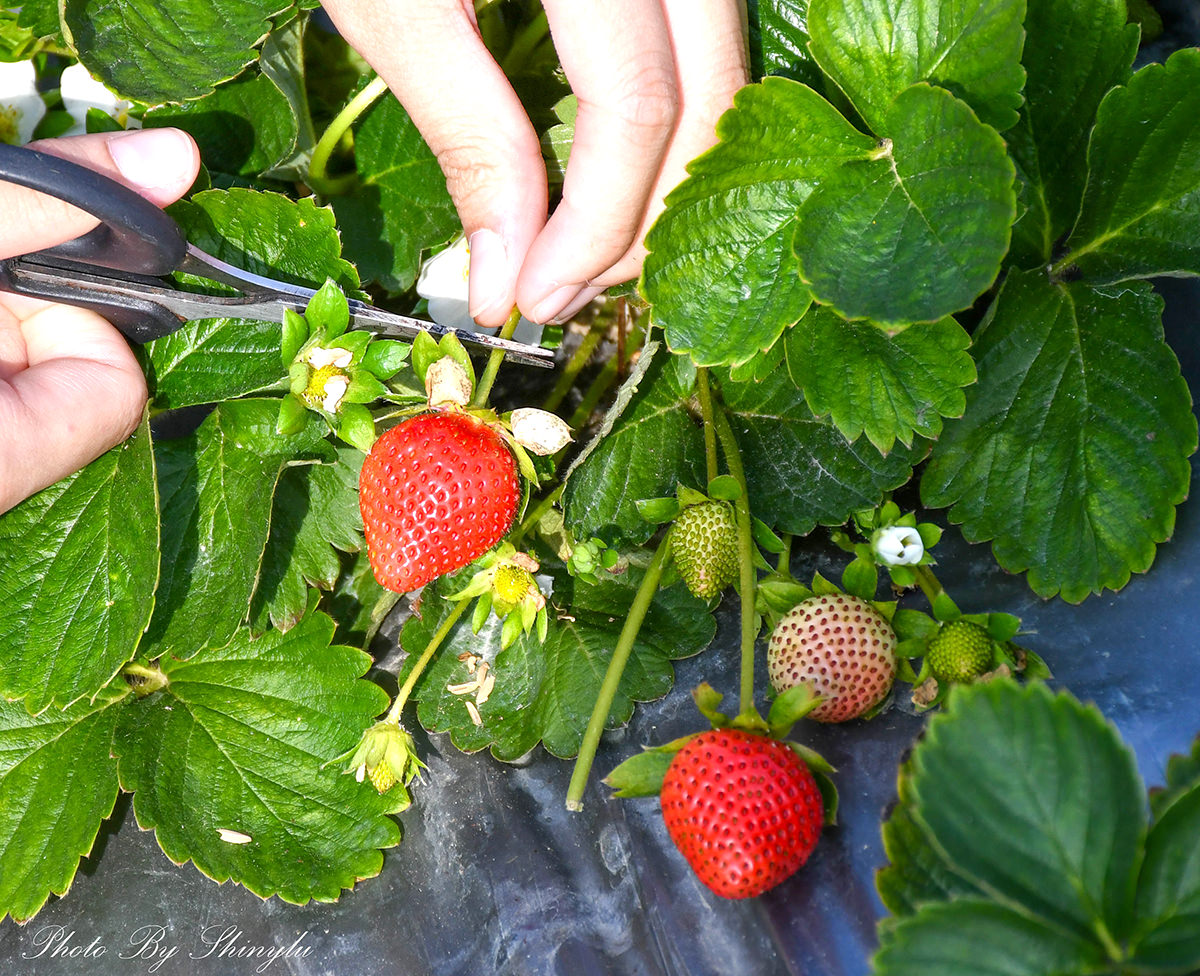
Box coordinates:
[712,406,763,725]
[512,484,565,546]
[695,367,719,484]
[308,75,387,196]
[542,323,605,413]
[567,323,644,430]
[566,531,673,811]
[471,308,522,408]
[776,534,793,577]
[499,9,550,75]
[913,564,944,607]
[386,599,471,723]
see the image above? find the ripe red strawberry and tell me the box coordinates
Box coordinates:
[359,411,519,593]
[767,594,897,722]
[660,728,823,899]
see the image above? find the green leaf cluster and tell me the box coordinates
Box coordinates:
[874,681,1200,976]
[642,0,1200,601]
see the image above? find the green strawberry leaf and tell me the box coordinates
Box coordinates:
[921,271,1197,602]
[0,689,126,923]
[784,307,976,453]
[1005,0,1137,267]
[910,682,1145,944]
[807,0,1026,133]
[400,563,716,761]
[14,0,60,40]
[562,343,707,547]
[148,189,359,410]
[322,549,401,652]
[873,899,1110,976]
[876,758,987,916]
[641,77,877,366]
[747,0,824,87]
[794,84,1017,326]
[1064,47,1200,283]
[250,446,365,635]
[718,368,920,536]
[62,0,288,101]
[1131,781,1200,971]
[113,613,400,904]
[144,400,332,659]
[144,70,298,180]
[0,415,157,713]
[332,93,459,292]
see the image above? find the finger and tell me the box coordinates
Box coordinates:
[0,304,146,515]
[0,128,200,261]
[589,0,749,288]
[322,0,547,328]
[516,0,679,323]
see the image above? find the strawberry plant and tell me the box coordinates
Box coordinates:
[2,0,1200,970]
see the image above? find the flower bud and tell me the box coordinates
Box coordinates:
[873,524,925,566]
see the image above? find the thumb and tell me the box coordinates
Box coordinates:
[0,128,200,261]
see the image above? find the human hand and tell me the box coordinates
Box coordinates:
[319,0,748,326]
[0,128,201,515]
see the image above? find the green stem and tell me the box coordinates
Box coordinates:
[308,75,388,196]
[914,564,945,607]
[499,10,550,75]
[512,484,565,546]
[776,534,793,577]
[566,531,673,811]
[471,308,521,408]
[695,367,719,485]
[712,406,763,726]
[567,322,644,431]
[386,599,471,724]
[542,323,605,414]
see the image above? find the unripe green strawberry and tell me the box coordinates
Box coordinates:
[660,728,823,899]
[926,620,993,683]
[767,594,897,722]
[671,501,738,600]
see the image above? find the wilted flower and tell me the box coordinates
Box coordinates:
[449,542,549,649]
[0,60,45,145]
[873,524,925,566]
[335,720,425,805]
[509,407,572,456]
[417,236,542,345]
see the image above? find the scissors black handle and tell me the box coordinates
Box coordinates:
[0,142,187,275]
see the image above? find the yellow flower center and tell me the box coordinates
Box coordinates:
[494,565,534,605]
[302,364,349,410]
[0,105,21,146]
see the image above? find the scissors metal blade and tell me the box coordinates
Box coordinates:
[176,245,556,368]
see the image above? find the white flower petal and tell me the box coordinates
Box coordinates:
[321,375,350,413]
[0,60,46,145]
[60,63,132,135]
[417,234,543,345]
[873,525,925,566]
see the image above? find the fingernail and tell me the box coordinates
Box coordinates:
[107,128,194,189]
[529,283,580,324]
[467,229,511,322]
[551,286,604,324]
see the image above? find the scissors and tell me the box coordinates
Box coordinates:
[0,143,555,369]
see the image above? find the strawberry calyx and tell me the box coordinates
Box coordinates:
[328,718,426,807]
[277,279,412,451]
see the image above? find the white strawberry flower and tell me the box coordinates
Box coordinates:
[872,524,925,566]
[0,60,46,145]
[416,235,542,345]
[59,63,138,135]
